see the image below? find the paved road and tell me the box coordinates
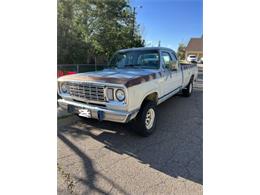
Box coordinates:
[58,71,203,195]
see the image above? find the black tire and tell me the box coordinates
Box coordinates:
[132,101,157,137]
[182,77,194,97]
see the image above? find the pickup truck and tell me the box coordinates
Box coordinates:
[58,47,198,136]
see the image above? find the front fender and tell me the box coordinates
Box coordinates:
[127,80,161,111]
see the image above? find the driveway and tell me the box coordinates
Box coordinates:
[57,71,203,195]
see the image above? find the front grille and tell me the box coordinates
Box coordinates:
[67,82,106,102]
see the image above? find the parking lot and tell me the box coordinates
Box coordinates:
[57,70,203,195]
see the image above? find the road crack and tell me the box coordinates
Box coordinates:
[58,163,76,194]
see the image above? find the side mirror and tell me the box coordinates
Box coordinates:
[166,61,178,71]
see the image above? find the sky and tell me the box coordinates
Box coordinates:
[130,0,203,51]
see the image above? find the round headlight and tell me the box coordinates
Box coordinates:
[61,83,68,93]
[115,89,125,101]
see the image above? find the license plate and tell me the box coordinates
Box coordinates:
[78,109,91,118]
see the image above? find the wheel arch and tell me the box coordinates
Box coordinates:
[140,91,159,108]
[190,74,194,81]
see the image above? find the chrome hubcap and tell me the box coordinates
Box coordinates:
[145,108,155,130]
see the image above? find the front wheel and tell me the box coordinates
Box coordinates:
[132,101,157,137]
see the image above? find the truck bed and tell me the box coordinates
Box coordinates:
[180,63,198,88]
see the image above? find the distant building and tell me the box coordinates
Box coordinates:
[185,36,203,60]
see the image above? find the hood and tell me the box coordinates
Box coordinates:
[58,68,162,88]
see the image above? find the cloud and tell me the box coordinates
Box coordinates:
[145,40,159,47]
[165,44,173,49]
[144,40,178,51]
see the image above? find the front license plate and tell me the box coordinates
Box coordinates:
[78,109,92,118]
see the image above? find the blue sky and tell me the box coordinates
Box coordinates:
[130,0,203,51]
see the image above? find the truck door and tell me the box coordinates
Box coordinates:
[161,51,182,96]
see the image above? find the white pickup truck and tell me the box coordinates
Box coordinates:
[58,47,198,136]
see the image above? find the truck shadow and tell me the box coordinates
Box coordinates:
[58,89,203,191]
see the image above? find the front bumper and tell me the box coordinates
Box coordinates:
[58,99,138,123]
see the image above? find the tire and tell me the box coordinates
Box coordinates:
[132,101,157,137]
[182,77,194,97]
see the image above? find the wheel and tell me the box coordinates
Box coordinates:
[182,78,194,97]
[132,101,157,137]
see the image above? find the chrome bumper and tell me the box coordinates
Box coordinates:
[58,99,138,123]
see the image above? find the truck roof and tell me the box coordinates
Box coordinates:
[118,47,175,53]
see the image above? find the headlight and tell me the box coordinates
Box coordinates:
[115,89,125,101]
[60,83,68,93]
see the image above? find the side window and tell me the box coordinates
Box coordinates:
[162,52,172,66]
[171,52,177,63]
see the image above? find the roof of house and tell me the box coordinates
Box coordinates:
[186,37,203,52]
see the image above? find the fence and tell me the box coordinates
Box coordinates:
[57,64,107,77]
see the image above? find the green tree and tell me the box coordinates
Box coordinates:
[57,0,144,64]
[177,43,186,61]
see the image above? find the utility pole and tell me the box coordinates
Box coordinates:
[158,40,161,47]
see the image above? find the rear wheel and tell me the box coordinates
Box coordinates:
[182,78,193,97]
[132,101,157,137]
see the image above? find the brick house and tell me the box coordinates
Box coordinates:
[185,36,203,60]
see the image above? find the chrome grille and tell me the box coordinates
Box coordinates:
[67,82,106,102]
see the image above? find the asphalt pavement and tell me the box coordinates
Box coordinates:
[57,70,203,195]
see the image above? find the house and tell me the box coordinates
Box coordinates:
[185,36,203,60]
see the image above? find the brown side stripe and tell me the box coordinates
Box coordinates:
[60,64,196,88]
[125,72,159,88]
[180,63,197,70]
[60,72,163,88]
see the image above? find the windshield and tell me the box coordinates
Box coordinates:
[109,49,160,69]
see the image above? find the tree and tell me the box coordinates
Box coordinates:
[177,43,186,61]
[57,0,145,64]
